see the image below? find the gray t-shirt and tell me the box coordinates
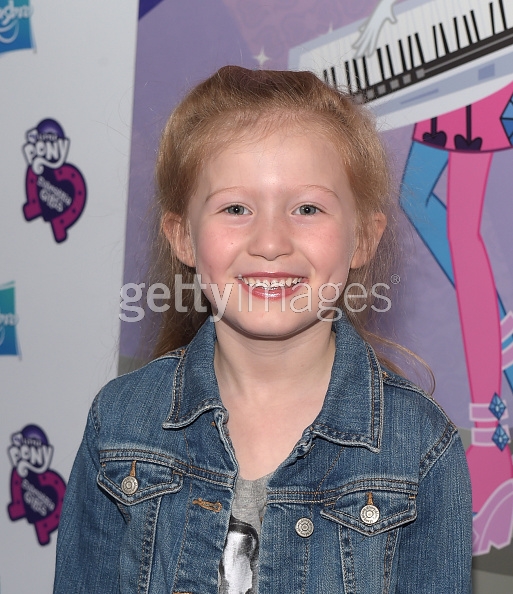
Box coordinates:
[218,473,272,594]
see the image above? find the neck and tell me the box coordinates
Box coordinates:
[213,319,335,407]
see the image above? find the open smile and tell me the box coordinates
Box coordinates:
[238,275,304,289]
[236,274,307,300]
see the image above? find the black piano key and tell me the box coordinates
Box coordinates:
[415,33,425,64]
[408,35,415,68]
[470,10,480,41]
[490,2,496,35]
[344,60,352,93]
[433,25,439,59]
[463,14,473,44]
[439,23,450,54]
[323,69,329,84]
[353,59,362,91]
[398,38,407,71]
[454,17,461,50]
[362,56,370,88]
[330,66,337,87]
[376,47,385,81]
[385,44,395,76]
[499,0,507,29]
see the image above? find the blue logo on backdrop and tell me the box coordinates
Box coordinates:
[0,0,34,55]
[0,281,20,356]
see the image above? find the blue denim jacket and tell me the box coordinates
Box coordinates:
[54,316,472,593]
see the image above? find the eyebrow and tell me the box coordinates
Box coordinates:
[205,186,245,202]
[301,184,340,199]
[205,184,340,202]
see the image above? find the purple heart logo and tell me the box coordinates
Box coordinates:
[8,468,66,545]
[24,164,87,243]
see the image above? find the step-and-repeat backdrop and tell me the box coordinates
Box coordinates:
[0,0,138,591]
[2,0,513,591]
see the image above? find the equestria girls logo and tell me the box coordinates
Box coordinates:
[7,424,66,546]
[0,0,34,54]
[22,119,87,243]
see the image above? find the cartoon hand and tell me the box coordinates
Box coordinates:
[352,0,398,58]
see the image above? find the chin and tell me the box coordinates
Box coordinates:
[216,311,325,341]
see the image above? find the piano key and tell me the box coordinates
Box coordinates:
[362,56,371,88]
[432,24,440,59]
[439,22,451,55]
[415,33,426,64]
[407,35,414,68]
[398,38,408,71]
[502,0,513,29]
[463,14,474,45]
[490,2,497,35]
[453,16,461,50]
[471,10,481,41]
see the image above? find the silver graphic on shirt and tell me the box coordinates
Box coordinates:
[219,516,259,594]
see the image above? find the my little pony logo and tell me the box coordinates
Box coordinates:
[22,119,87,243]
[0,0,33,54]
[0,281,20,357]
[7,424,66,546]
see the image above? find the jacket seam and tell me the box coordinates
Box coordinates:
[314,449,343,494]
[137,496,161,594]
[419,421,456,480]
[269,477,418,497]
[171,350,186,423]
[383,528,398,594]
[172,479,193,590]
[99,448,235,481]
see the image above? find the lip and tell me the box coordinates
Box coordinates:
[236,272,308,300]
[238,272,305,279]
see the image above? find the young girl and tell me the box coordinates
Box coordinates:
[54,66,472,593]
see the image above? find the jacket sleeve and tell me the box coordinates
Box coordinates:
[395,428,472,593]
[53,398,125,593]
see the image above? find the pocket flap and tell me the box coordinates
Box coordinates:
[321,487,417,536]
[97,457,183,505]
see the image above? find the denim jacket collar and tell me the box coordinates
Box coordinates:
[162,315,383,453]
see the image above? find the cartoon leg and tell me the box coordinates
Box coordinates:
[447,150,513,555]
[400,141,452,280]
[401,141,513,392]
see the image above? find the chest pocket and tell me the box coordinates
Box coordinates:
[97,457,183,506]
[320,485,417,536]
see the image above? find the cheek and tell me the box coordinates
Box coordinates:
[193,228,238,279]
[315,230,356,279]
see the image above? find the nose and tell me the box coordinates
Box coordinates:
[247,210,293,261]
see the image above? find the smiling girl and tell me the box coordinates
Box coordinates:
[54,66,472,593]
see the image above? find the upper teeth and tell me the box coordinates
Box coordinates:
[239,277,301,288]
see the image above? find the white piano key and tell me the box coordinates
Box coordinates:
[364,48,383,86]
[501,0,513,30]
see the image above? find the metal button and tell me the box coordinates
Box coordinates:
[295,517,314,538]
[121,475,139,495]
[360,504,380,525]
[360,492,379,525]
[121,460,139,495]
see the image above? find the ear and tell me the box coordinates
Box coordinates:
[350,212,387,269]
[161,212,196,268]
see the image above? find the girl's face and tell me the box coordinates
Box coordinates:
[166,125,385,340]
